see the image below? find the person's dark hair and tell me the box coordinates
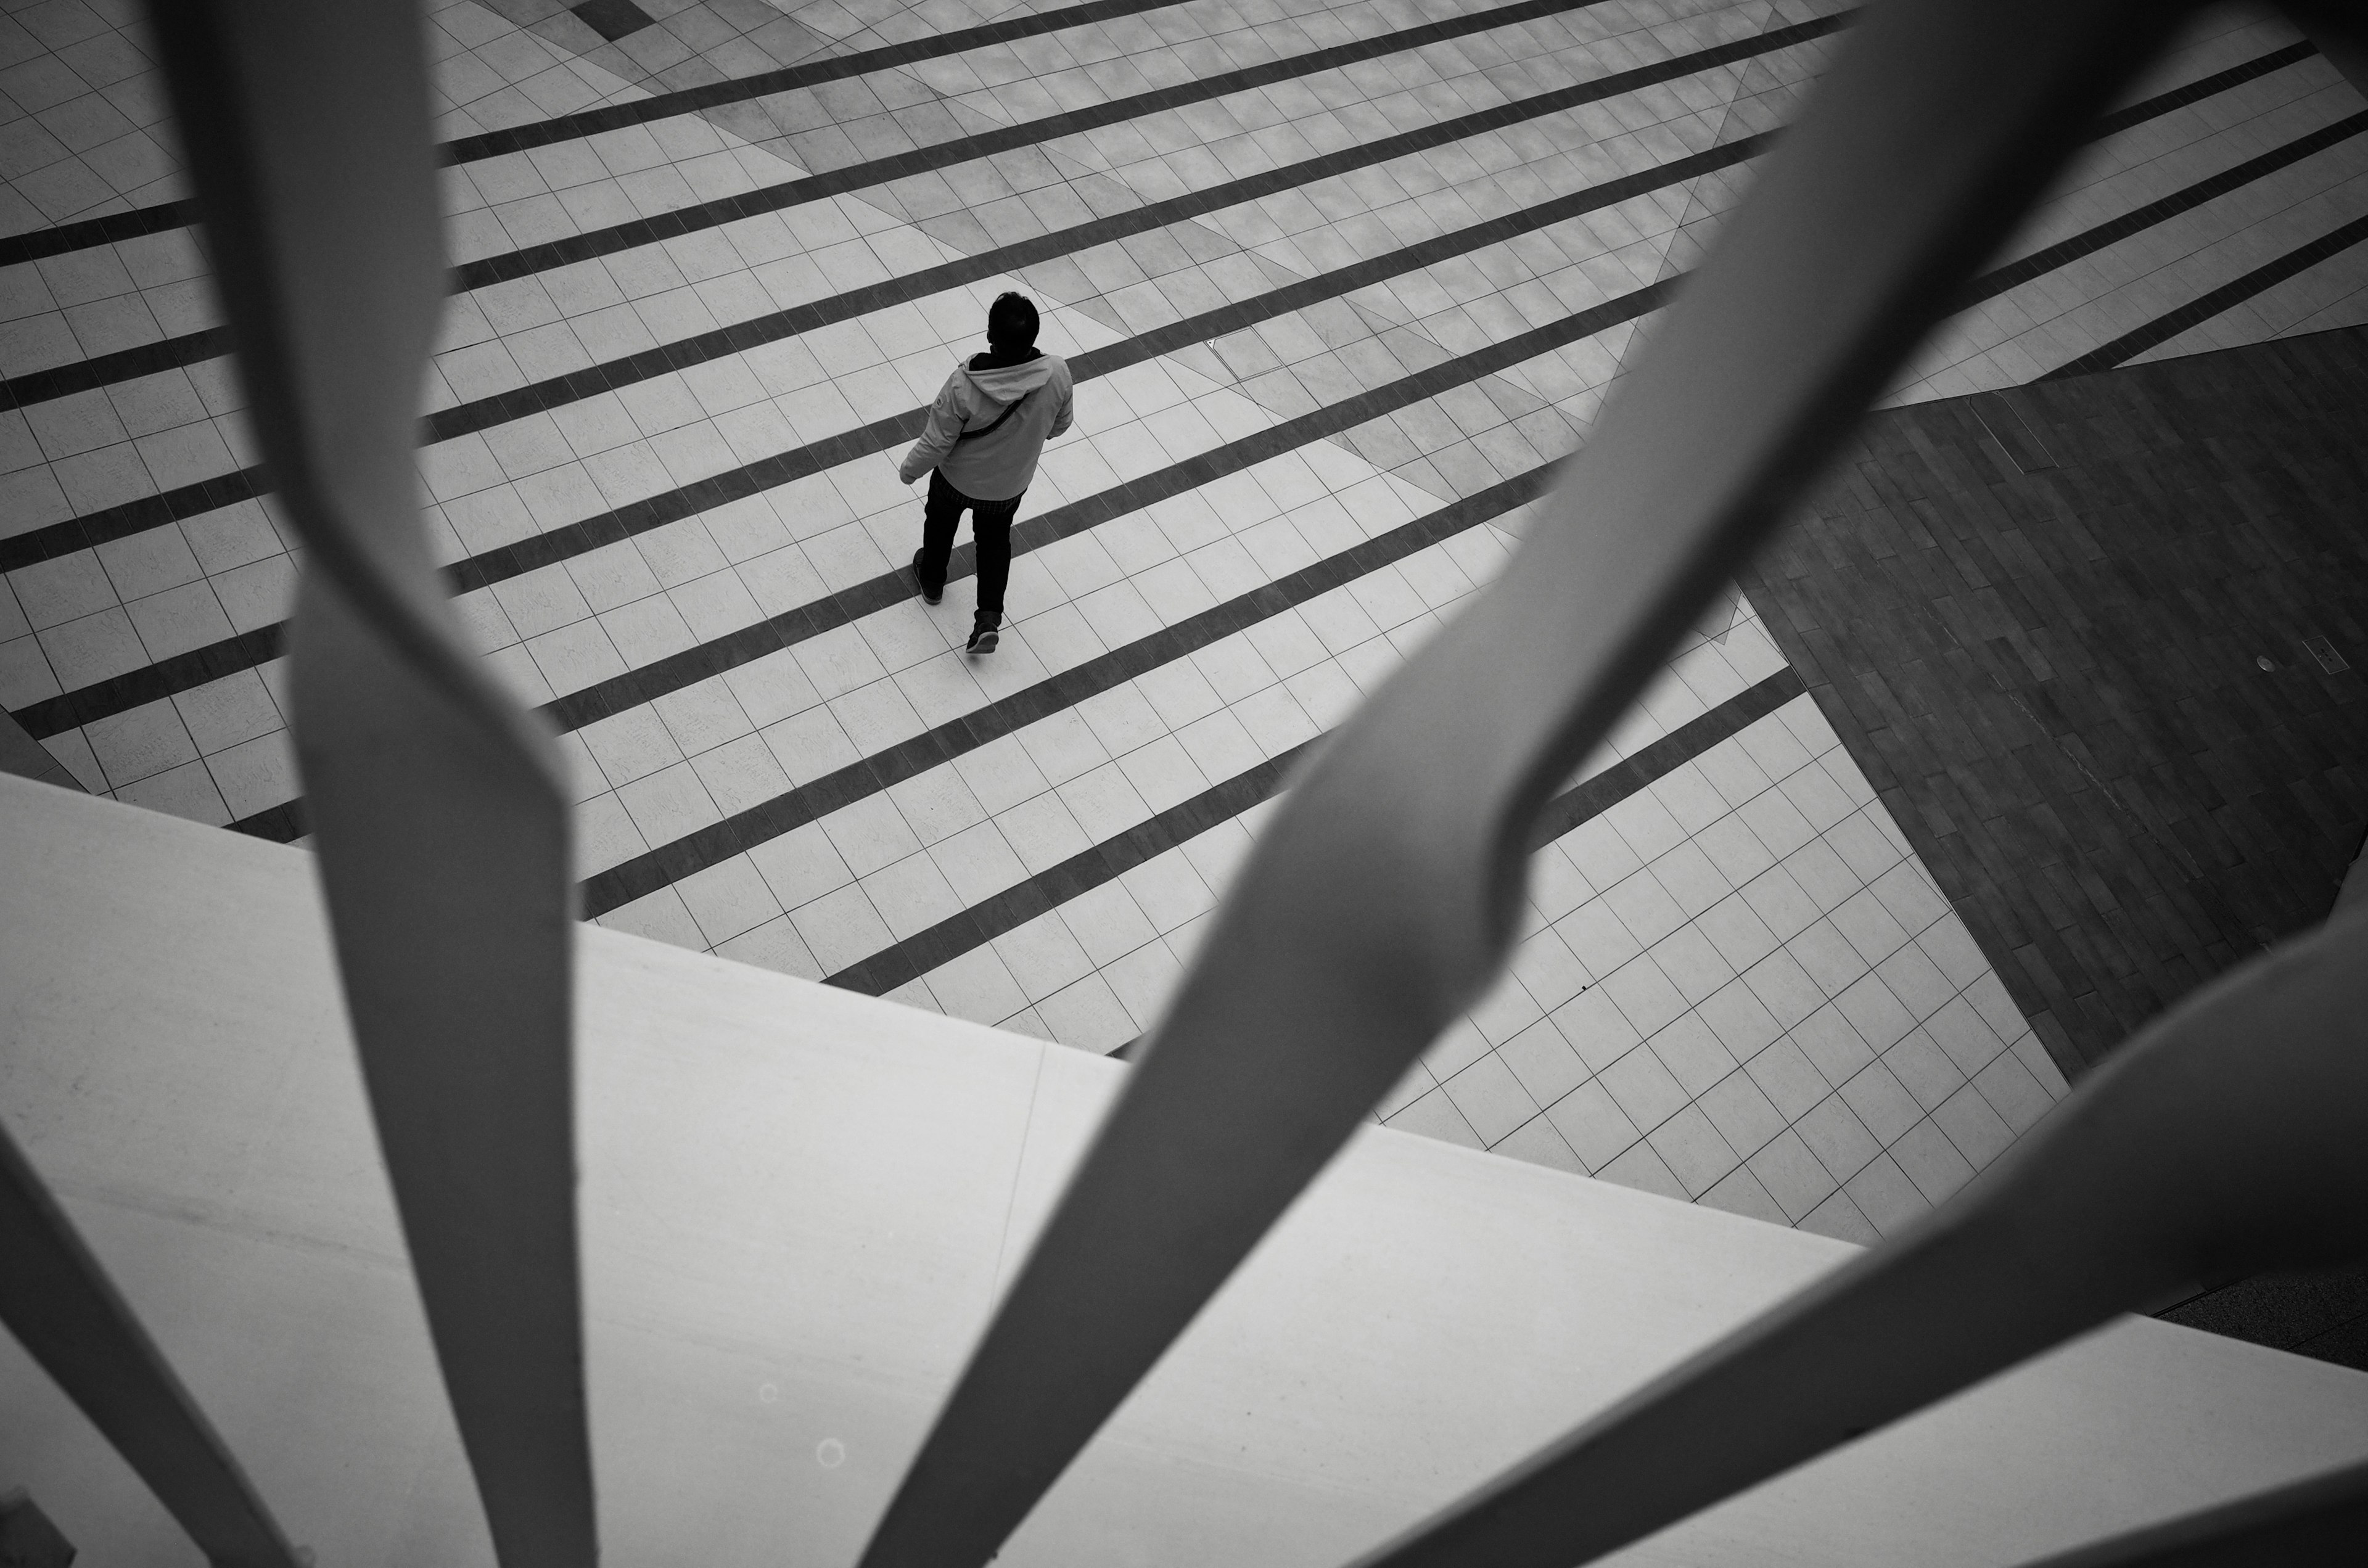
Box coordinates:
[986,291,1038,351]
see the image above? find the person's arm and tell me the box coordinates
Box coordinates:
[1046,366,1074,441]
[899,374,967,483]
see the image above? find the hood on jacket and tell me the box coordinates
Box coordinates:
[962,355,1058,406]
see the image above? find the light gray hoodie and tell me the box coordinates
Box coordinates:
[898,352,1074,501]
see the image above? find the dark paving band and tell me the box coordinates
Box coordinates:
[226,462,1554,851]
[1958,107,2368,311]
[14,170,1716,744]
[575,464,1558,911]
[821,664,1806,996]
[2044,208,2368,380]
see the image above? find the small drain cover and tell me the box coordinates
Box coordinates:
[2304,636,2350,675]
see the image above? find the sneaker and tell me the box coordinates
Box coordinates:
[966,611,1001,655]
[911,549,941,605]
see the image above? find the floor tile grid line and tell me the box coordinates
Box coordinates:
[16,271,1675,745]
[19,76,2332,747]
[2,12,2293,588]
[821,665,1805,995]
[0,7,1832,425]
[2044,208,2368,378]
[0,9,1846,571]
[564,466,1553,909]
[451,0,1751,293]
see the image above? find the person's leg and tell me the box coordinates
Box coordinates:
[915,470,965,602]
[971,491,1021,615]
[967,490,1021,653]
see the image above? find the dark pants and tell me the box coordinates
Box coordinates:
[917,470,1022,615]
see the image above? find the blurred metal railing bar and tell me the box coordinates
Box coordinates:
[853,1,2194,1564]
[2008,1456,2368,1567]
[2288,1,2368,97]
[0,1119,303,1567]
[1350,889,2368,1565]
[142,5,596,1565]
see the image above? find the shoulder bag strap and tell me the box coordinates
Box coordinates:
[955,385,1032,442]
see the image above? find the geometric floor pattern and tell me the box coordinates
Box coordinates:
[6,0,2366,1241]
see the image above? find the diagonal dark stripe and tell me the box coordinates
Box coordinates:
[0,197,197,271]
[525,280,1672,721]
[0,466,263,576]
[822,666,1806,996]
[1954,108,2368,310]
[0,9,1844,573]
[2042,208,2368,379]
[453,0,1752,293]
[15,14,2314,587]
[226,797,305,842]
[0,6,1834,429]
[2085,38,2317,142]
[577,466,1558,916]
[415,140,1762,451]
[33,12,2318,433]
[445,0,1202,164]
[0,325,235,413]
[0,23,2311,424]
[6,12,2311,285]
[14,622,290,744]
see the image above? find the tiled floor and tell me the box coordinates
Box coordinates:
[4,0,2365,1241]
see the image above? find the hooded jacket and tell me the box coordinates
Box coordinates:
[898,351,1074,501]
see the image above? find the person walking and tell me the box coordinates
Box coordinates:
[899,291,1074,654]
